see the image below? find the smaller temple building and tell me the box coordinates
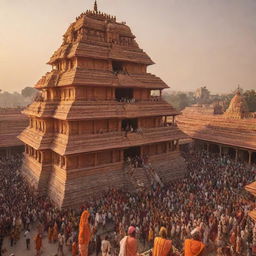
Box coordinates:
[0,108,28,157]
[177,91,256,164]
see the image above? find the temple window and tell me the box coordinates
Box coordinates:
[115,88,134,102]
[112,61,123,73]
[150,89,161,101]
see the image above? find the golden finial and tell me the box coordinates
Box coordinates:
[94,0,98,13]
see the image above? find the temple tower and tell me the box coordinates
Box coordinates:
[19,5,186,208]
[225,89,249,119]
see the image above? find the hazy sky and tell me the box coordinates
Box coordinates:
[0,0,256,94]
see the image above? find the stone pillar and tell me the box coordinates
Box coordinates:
[219,145,222,157]
[249,151,252,165]
[235,149,238,162]
[207,143,210,153]
[172,116,175,125]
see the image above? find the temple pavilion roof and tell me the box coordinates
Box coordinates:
[177,104,256,151]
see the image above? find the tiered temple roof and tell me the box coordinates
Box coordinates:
[177,104,256,151]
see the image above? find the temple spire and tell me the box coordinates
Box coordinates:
[94,0,98,12]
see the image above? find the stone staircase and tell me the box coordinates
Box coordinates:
[124,162,165,192]
[124,163,152,191]
[142,164,164,188]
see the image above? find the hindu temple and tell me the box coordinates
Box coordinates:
[19,2,187,208]
[177,90,256,164]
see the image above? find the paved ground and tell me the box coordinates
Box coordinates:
[2,228,71,256]
[2,222,115,256]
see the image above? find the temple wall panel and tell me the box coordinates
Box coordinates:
[140,117,162,129]
[142,141,177,157]
[123,63,146,74]
[64,149,122,171]
[108,119,119,131]
[78,153,94,168]
[74,87,114,101]
[69,119,120,135]
[97,151,112,165]
[77,58,110,71]
[133,89,150,101]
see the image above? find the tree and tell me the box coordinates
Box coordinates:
[244,90,256,112]
[21,87,37,98]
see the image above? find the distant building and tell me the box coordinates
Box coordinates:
[194,86,210,104]
[0,108,28,157]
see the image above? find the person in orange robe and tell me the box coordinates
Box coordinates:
[34,233,42,256]
[184,230,205,256]
[153,227,172,256]
[78,210,91,256]
[126,226,138,256]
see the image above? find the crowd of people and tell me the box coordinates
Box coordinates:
[0,151,256,255]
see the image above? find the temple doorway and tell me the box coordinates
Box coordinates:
[124,146,141,160]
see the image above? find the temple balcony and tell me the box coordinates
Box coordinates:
[53,100,180,120]
[22,100,179,119]
[50,125,187,155]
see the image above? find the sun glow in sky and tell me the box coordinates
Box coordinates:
[0,0,256,94]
